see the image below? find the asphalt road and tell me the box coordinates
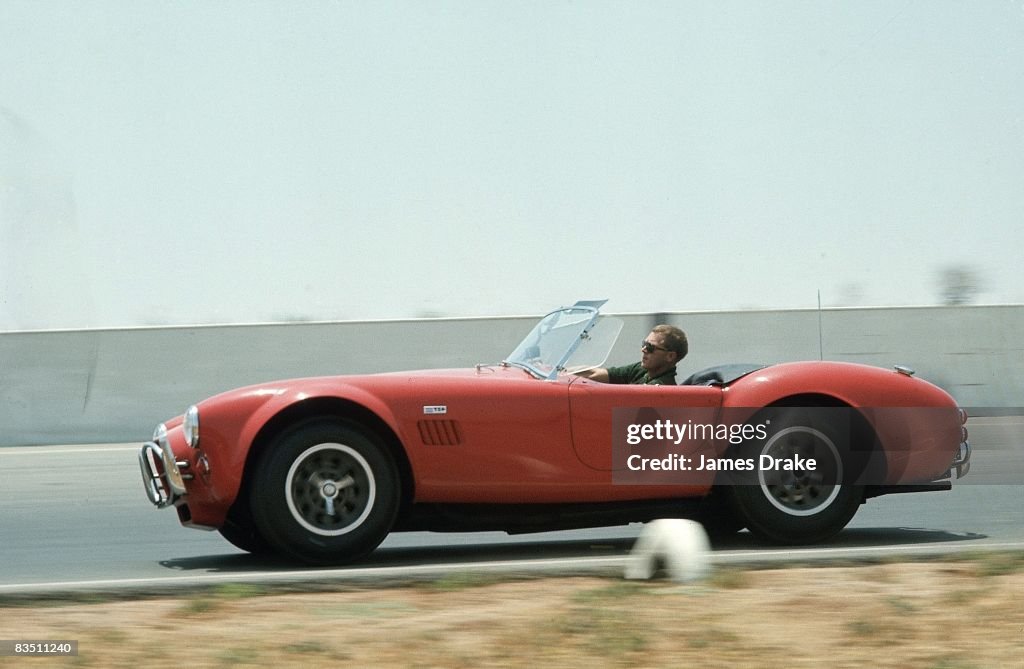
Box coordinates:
[1,417,1021,595]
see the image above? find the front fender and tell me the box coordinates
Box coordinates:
[187,378,405,527]
[236,380,405,460]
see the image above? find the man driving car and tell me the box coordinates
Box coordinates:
[575,324,688,385]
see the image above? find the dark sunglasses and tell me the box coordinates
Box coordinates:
[641,340,669,354]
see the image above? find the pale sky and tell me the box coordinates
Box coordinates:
[1,1,1022,329]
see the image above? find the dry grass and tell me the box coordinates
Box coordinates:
[1,557,1023,668]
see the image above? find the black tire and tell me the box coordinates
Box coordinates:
[696,487,746,539]
[726,407,865,544]
[218,509,275,556]
[249,418,401,565]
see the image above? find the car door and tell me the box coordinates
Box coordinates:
[567,377,723,472]
[389,369,577,502]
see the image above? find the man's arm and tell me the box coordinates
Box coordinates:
[574,368,610,382]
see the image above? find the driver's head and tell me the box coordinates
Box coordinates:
[640,325,688,375]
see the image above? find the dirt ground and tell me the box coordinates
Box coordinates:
[1,557,1022,668]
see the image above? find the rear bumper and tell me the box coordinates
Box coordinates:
[949,438,971,480]
[865,432,969,500]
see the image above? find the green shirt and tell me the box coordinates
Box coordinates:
[606,361,677,386]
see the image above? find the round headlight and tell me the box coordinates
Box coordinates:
[183,405,200,449]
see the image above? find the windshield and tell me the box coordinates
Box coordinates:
[504,300,622,380]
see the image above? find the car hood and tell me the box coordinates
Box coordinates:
[199,364,541,404]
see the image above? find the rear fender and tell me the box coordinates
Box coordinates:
[721,361,957,411]
[722,362,961,484]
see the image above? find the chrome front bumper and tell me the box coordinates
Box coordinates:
[139,437,188,509]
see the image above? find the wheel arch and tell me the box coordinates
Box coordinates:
[765,393,883,469]
[234,397,415,528]
[766,392,857,410]
[718,392,886,486]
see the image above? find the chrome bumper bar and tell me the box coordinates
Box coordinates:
[139,439,188,508]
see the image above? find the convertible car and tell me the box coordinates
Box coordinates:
[139,301,971,564]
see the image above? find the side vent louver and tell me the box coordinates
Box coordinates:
[417,419,463,446]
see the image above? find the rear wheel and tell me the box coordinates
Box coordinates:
[727,408,865,544]
[249,419,400,565]
[696,487,746,539]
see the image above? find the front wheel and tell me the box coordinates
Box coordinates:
[219,510,275,555]
[249,419,401,565]
[726,409,865,544]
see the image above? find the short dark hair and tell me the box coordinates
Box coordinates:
[651,324,688,360]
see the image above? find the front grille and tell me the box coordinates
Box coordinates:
[417,419,462,446]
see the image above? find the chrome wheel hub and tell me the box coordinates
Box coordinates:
[758,426,843,517]
[285,443,376,537]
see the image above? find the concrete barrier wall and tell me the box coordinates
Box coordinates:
[1,305,1021,446]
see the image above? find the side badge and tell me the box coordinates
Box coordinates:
[423,405,448,415]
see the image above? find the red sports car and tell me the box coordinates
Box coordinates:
[139,301,971,564]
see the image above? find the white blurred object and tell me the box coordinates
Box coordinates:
[625,519,711,582]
